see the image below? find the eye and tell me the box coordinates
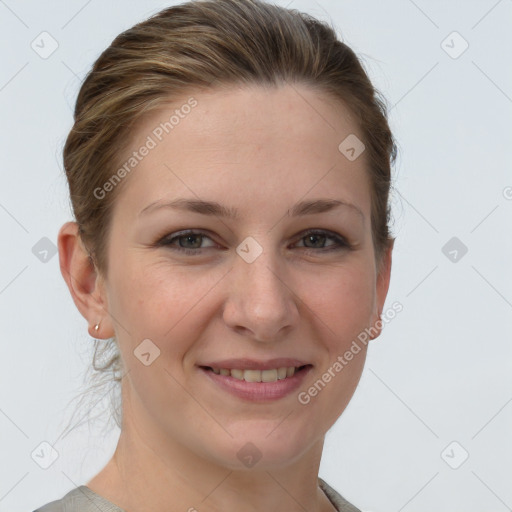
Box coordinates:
[155,230,218,255]
[293,229,349,253]
[155,228,350,256]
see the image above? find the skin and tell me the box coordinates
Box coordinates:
[58,83,392,512]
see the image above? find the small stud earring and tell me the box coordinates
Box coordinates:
[94,322,100,332]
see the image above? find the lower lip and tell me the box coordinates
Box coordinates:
[199,366,312,402]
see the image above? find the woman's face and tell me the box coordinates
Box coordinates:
[99,84,392,469]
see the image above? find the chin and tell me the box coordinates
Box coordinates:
[198,418,320,471]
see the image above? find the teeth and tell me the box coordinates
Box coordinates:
[231,369,244,379]
[244,369,262,383]
[210,366,300,382]
[261,369,278,382]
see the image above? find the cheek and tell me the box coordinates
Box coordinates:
[295,261,376,344]
[107,261,221,350]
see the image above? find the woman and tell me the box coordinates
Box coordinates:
[34,0,396,510]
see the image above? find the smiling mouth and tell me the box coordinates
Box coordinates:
[200,365,311,383]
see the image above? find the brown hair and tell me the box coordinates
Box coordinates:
[61,0,397,433]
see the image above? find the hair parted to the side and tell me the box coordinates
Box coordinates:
[60,0,397,435]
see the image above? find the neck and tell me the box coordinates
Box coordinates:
[87,386,337,512]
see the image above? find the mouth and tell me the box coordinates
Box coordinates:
[198,363,313,402]
[200,364,311,382]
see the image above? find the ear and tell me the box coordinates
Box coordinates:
[370,240,394,340]
[57,221,115,339]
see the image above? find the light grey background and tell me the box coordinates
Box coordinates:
[1,1,511,511]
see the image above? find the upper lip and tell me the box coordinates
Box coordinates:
[199,358,311,370]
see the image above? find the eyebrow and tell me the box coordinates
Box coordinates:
[139,197,364,221]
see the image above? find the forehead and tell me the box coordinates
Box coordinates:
[109,83,371,222]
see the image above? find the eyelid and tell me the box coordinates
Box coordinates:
[156,229,219,249]
[298,228,349,248]
[155,228,351,254]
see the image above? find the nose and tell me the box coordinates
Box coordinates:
[222,247,300,343]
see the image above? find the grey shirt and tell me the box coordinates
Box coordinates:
[33,477,361,512]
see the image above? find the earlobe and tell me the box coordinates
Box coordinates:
[57,221,114,339]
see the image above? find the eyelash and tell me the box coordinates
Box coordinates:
[155,229,351,256]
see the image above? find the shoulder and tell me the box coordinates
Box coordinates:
[32,485,125,512]
[318,477,362,512]
[34,481,357,512]
[32,486,81,512]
